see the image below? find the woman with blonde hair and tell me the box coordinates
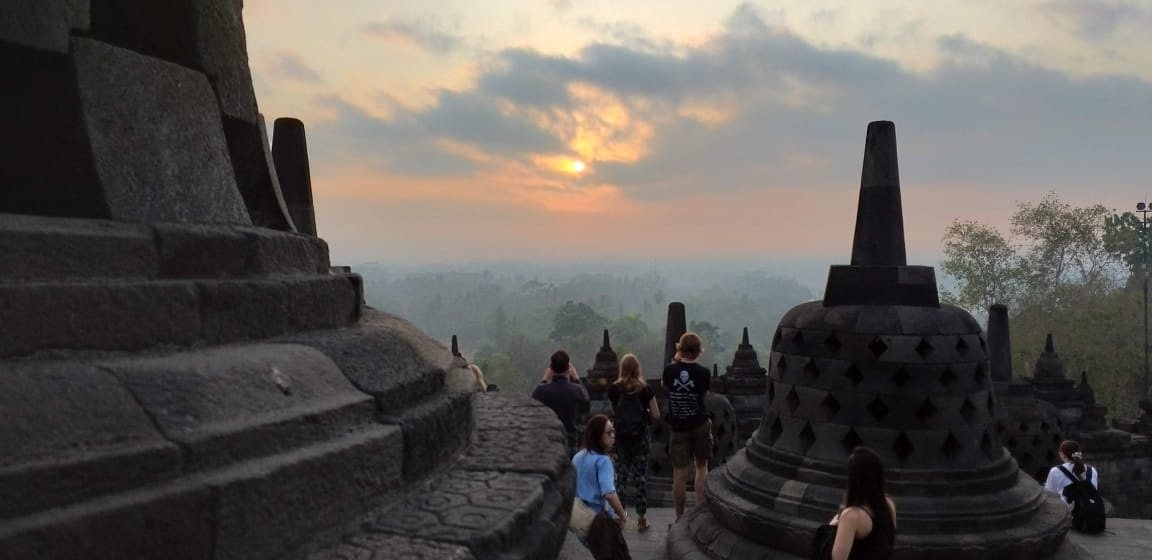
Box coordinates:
[607,353,660,532]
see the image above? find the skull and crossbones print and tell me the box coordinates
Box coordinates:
[673,370,695,391]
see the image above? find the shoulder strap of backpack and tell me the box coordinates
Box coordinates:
[1057,465,1079,484]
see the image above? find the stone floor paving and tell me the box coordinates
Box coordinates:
[559,508,1152,560]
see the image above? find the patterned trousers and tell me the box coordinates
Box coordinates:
[613,437,650,515]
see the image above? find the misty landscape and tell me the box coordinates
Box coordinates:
[361,259,819,392]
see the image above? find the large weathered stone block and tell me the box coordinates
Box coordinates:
[0,483,215,560]
[0,361,183,518]
[0,0,89,54]
[97,344,378,470]
[0,213,158,280]
[87,0,256,120]
[275,310,452,414]
[0,37,252,224]
[209,426,404,560]
[0,281,202,358]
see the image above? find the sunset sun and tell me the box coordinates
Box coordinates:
[571,160,585,173]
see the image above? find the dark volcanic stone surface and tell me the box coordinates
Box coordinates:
[0,360,183,518]
[97,344,377,470]
[88,0,258,120]
[70,37,251,224]
[0,214,158,280]
[0,280,202,358]
[276,309,453,414]
[224,115,296,230]
[272,117,318,236]
[0,0,89,54]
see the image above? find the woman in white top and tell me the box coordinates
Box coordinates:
[1043,439,1098,507]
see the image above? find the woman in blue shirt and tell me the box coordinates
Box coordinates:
[573,414,628,524]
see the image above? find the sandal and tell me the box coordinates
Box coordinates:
[637,517,651,533]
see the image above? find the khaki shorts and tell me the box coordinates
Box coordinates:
[669,420,713,468]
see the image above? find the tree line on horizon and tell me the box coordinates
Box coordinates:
[941,191,1149,418]
[357,190,1148,420]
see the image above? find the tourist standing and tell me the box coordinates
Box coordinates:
[572,414,631,559]
[813,446,897,560]
[661,332,712,520]
[608,354,660,532]
[530,350,590,455]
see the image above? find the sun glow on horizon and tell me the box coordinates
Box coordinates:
[571,160,586,173]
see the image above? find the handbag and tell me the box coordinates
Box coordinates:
[569,453,609,538]
[569,496,598,538]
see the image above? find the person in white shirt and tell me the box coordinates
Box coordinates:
[1043,440,1098,508]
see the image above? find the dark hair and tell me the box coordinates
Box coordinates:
[677,332,703,359]
[1059,440,1086,478]
[550,350,570,375]
[844,447,895,550]
[582,414,612,454]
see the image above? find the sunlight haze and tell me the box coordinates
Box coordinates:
[243,1,1152,266]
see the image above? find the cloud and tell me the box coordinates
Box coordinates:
[362,18,464,54]
[1036,0,1150,40]
[263,52,323,84]
[313,3,1152,204]
[548,0,574,12]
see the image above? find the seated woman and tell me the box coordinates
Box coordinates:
[816,446,897,560]
[1044,439,1098,501]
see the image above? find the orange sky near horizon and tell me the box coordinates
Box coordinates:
[243,1,1152,266]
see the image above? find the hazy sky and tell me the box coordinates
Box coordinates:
[243,1,1152,266]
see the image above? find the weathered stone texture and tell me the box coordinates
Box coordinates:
[277,310,453,414]
[0,37,251,223]
[273,117,318,236]
[0,483,215,560]
[224,115,297,230]
[0,361,183,518]
[0,281,202,357]
[87,0,256,120]
[97,344,377,470]
[0,0,89,54]
[0,213,158,280]
[380,391,474,481]
[208,426,404,560]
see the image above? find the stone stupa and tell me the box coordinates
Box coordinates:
[668,121,1069,559]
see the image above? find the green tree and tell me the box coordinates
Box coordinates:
[940,220,1026,311]
[550,301,609,358]
[939,192,1142,417]
[689,320,726,359]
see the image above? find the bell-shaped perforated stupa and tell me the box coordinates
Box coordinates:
[668,121,1069,560]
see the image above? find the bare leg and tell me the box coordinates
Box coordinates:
[672,466,689,519]
[693,457,709,507]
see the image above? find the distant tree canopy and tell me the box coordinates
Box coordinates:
[940,192,1147,417]
[361,265,812,395]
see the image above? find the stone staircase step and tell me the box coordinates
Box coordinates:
[306,394,575,560]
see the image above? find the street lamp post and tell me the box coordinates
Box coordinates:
[1138,202,1152,402]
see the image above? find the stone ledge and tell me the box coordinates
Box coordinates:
[307,393,574,560]
[380,390,474,482]
[275,309,453,414]
[0,214,330,282]
[96,343,378,472]
[0,276,361,358]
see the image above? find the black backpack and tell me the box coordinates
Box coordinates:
[1057,465,1105,534]
[613,390,648,441]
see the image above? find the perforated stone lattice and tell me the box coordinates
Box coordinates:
[755,315,1003,469]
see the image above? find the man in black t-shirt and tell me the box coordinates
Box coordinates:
[662,332,712,519]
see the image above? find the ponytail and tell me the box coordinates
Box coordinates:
[1059,440,1086,478]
